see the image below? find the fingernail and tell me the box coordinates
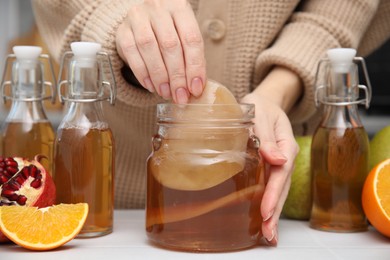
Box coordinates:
[263,209,274,221]
[143,77,155,93]
[274,230,278,244]
[191,77,203,97]
[159,83,171,99]
[176,87,189,104]
[266,228,275,242]
[272,150,287,162]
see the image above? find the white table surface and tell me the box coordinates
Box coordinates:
[2,210,390,259]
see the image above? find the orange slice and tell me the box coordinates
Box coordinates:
[362,158,390,237]
[0,203,88,251]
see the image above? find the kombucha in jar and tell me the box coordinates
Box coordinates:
[146,103,265,252]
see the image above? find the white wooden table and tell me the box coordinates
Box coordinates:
[2,210,390,259]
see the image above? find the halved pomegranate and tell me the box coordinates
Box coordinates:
[0,155,56,242]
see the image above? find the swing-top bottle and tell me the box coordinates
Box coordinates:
[54,42,116,237]
[0,46,56,174]
[310,48,371,232]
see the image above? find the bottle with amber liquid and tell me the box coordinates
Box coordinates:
[310,48,372,232]
[0,46,56,173]
[55,42,116,237]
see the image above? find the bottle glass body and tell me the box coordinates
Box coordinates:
[1,58,54,174]
[310,64,369,232]
[146,103,265,252]
[54,56,114,237]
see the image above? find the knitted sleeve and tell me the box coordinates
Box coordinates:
[32,0,162,107]
[253,0,381,124]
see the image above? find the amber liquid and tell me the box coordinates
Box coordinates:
[146,139,264,252]
[310,126,369,232]
[54,127,114,237]
[1,121,55,174]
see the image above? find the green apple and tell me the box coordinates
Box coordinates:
[369,125,390,172]
[282,135,312,220]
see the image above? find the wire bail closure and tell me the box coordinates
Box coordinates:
[314,56,372,109]
[1,53,57,104]
[57,51,116,105]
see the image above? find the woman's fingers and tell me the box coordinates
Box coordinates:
[116,0,206,102]
[116,21,156,93]
[172,6,206,97]
[242,93,299,246]
[152,10,188,103]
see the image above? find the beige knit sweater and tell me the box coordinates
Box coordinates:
[32,0,390,208]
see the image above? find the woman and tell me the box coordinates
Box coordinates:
[32,0,390,245]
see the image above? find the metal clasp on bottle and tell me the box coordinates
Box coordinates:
[57,51,116,105]
[0,53,57,104]
[314,57,372,109]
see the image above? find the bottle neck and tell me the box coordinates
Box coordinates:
[320,104,363,129]
[318,64,364,129]
[11,59,45,100]
[59,57,108,129]
[60,101,107,129]
[5,60,48,123]
[6,100,48,123]
[68,59,102,100]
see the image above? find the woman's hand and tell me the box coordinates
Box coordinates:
[241,66,302,246]
[116,0,206,104]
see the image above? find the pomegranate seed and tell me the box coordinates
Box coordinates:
[1,188,14,197]
[21,167,30,178]
[6,166,18,174]
[5,159,17,167]
[7,180,21,191]
[30,179,42,188]
[30,165,38,178]
[17,195,27,205]
[8,193,19,201]
[0,175,8,184]
[15,175,25,185]
[2,190,18,201]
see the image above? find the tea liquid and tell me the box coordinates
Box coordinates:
[310,126,369,232]
[1,121,55,174]
[54,126,114,237]
[146,140,264,252]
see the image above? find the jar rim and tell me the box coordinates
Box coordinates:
[156,103,255,123]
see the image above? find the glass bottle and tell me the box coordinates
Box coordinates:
[310,48,372,232]
[55,42,116,237]
[0,46,56,174]
[146,103,265,252]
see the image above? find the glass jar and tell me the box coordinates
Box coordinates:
[146,103,265,252]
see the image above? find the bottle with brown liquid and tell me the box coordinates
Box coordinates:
[310,48,372,232]
[55,42,116,237]
[0,46,56,173]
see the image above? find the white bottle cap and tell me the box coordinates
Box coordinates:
[13,46,42,60]
[327,48,356,73]
[70,42,102,68]
[12,46,42,70]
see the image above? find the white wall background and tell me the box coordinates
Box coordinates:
[0,0,35,119]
